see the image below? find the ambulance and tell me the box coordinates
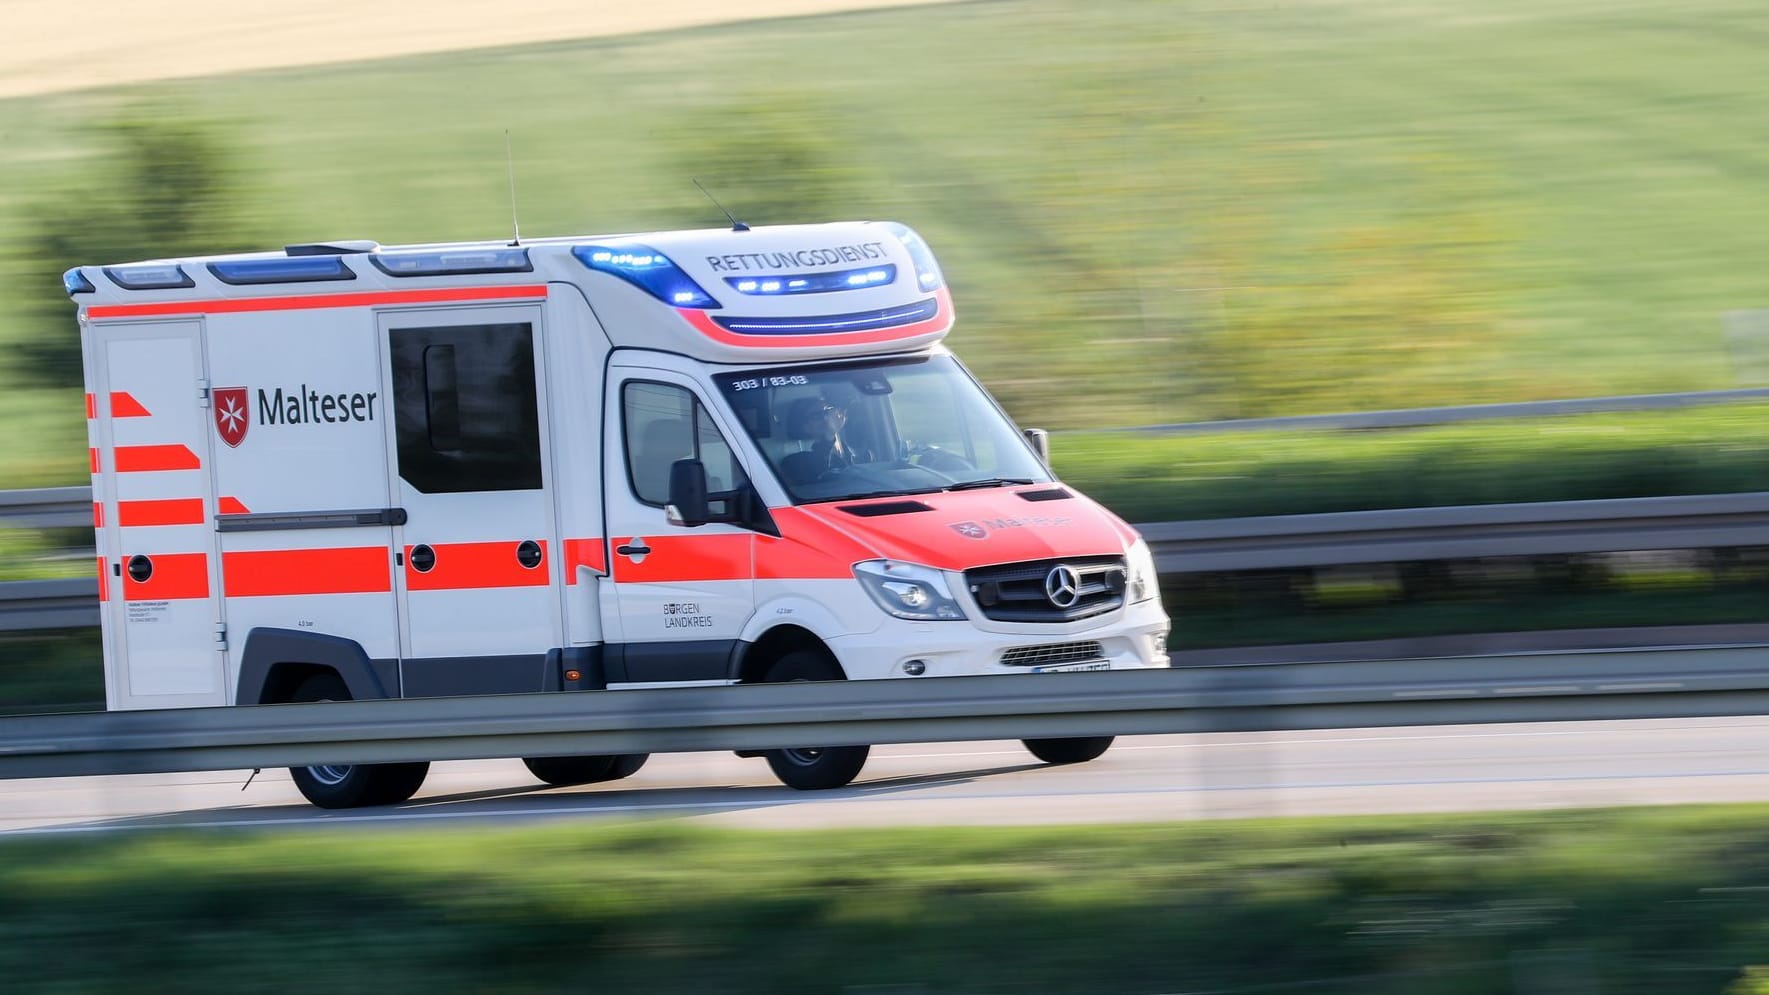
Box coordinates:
[66,220,1171,808]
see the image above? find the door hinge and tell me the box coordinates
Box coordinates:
[214,621,228,650]
[198,379,212,408]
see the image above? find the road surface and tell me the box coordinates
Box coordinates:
[6,716,1769,834]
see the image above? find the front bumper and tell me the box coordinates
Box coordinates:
[828,595,1172,680]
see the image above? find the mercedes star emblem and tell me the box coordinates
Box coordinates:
[1044,564,1082,608]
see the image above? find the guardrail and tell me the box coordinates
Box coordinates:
[2,645,1767,780]
[1143,490,1769,573]
[0,486,92,530]
[0,579,99,633]
[1109,386,1769,436]
[6,490,1769,631]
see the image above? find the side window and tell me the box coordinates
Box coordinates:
[624,381,747,506]
[390,322,542,494]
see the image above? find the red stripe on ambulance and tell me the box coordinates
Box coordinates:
[404,541,549,591]
[563,538,608,580]
[122,552,209,602]
[675,287,953,349]
[611,534,751,583]
[222,547,392,597]
[114,444,201,472]
[87,284,548,319]
[118,498,205,527]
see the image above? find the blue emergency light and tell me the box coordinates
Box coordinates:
[209,256,356,285]
[371,247,532,277]
[886,223,944,292]
[726,263,897,296]
[103,263,194,290]
[572,244,719,309]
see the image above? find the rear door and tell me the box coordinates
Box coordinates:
[380,305,563,696]
[602,366,754,685]
[92,320,227,709]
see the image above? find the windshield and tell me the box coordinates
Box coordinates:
[713,354,1051,504]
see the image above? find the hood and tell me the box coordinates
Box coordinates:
[770,485,1138,574]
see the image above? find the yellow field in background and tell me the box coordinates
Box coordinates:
[0,0,958,98]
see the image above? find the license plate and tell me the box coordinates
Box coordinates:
[1029,660,1111,674]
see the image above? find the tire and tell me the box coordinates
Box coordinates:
[1023,736,1115,765]
[523,753,650,786]
[286,673,430,809]
[760,649,870,791]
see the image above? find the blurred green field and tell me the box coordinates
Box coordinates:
[5,809,1769,993]
[1062,402,1769,522]
[1,0,1767,486]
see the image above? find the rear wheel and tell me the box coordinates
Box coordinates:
[761,650,869,791]
[286,673,430,809]
[1023,736,1115,765]
[523,753,650,786]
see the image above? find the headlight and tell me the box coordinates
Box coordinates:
[853,560,967,621]
[1127,539,1159,604]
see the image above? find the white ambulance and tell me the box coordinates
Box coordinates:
[67,220,1171,807]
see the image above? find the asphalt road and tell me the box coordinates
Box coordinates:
[6,716,1769,835]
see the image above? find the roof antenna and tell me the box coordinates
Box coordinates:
[693,178,749,232]
[505,130,522,246]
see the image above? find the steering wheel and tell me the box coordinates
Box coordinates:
[907,442,976,474]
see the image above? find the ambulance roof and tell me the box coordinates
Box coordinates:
[68,221,954,364]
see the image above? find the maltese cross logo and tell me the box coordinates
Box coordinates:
[213,387,249,448]
[949,521,988,540]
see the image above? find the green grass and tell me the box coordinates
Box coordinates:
[4,809,1769,992]
[2,0,1768,477]
[0,629,101,712]
[1055,402,1769,522]
[1171,578,1769,650]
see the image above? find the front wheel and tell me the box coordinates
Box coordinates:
[1023,736,1114,765]
[761,650,869,790]
[286,673,430,809]
[523,753,650,786]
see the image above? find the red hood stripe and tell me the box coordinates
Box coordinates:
[777,488,1133,572]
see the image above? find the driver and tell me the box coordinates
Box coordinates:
[784,396,866,480]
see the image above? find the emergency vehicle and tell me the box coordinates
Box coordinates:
[67,220,1172,808]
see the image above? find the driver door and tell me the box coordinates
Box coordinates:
[601,366,755,686]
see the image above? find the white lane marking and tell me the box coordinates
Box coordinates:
[1392,689,1480,698]
[1598,682,1685,692]
[1494,686,1581,695]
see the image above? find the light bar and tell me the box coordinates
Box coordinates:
[726,263,898,296]
[209,256,356,285]
[103,264,194,290]
[713,297,939,335]
[63,268,96,295]
[885,223,944,292]
[572,243,718,309]
[370,247,533,277]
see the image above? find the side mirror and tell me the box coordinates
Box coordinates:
[1023,427,1050,464]
[666,458,711,527]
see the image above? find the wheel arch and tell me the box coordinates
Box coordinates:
[237,628,396,705]
[734,624,842,684]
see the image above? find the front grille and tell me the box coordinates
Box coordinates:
[1000,641,1106,667]
[965,556,1127,622]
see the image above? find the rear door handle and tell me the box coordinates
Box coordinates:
[616,542,651,557]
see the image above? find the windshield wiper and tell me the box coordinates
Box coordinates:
[944,477,1037,492]
[814,487,943,503]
